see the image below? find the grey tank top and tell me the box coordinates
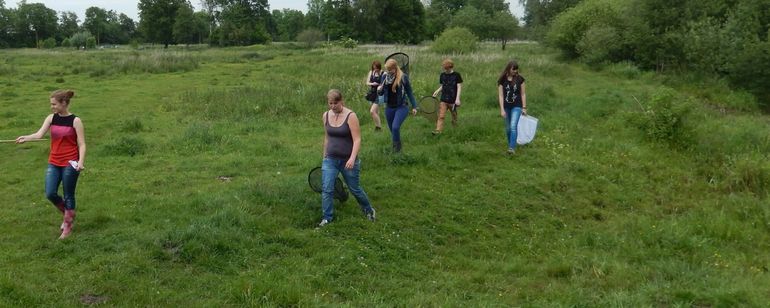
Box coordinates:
[325,112,354,160]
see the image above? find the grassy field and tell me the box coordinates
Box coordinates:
[1,42,769,306]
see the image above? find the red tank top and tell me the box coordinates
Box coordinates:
[49,114,79,166]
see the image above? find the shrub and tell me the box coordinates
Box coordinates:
[576,25,622,65]
[431,27,478,54]
[546,0,627,59]
[40,38,56,49]
[61,38,71,48]
[86,37,96,49]
[296,28,324,47]
[337,36,358,48]
[70,31,94,49]
[634,87,693,147]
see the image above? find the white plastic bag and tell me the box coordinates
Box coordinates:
[517,115,538,145]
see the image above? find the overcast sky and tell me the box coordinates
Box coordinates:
[8,1,524,23]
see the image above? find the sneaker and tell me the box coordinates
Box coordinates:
[432,130,441,135]
[374,126,382,132]
[366,208,376,222]
[318,219,330,227]
[507,148,516,155]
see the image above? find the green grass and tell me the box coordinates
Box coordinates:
[0,43,769,306]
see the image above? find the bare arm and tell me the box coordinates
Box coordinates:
[520,82,527,115]
[455,83,462,105]
[345,112,361,169]
[322,112,328,158]
[73,117,86,171]
[433,85,441,97]
[16,114,53,143]
[498,85,506,118]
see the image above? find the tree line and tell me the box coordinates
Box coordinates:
[0,0,520,48]
[535,0,770,106]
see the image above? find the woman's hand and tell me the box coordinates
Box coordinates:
[500,109,507,118]
[345,158,355,170]
[522,107,528,115]
[411,108,418,116]
[76,161,84,171]
[432,90,440,97]
[15,136,27,144]
[455,99,461,106]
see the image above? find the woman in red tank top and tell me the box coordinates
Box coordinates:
[16,90,87,239]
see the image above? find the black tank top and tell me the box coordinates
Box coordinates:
[369,71,381,91]
[325,112,354,160]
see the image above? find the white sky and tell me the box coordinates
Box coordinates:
[7,0,523,23]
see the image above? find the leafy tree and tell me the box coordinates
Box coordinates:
[15,2,58,47]
[57,11,79,42]
[490,10,519,50]
[425,1,453,39]
[216,0,271,45]
[351,0,386,42]
[139,0,189,48]
[69,31,94,49]
[173,2,196,45]
[83,7,108,45]
[117,13,137,43]
[272,9,304,41]
[192,11,210,44]
[450,6,491,39]
[324,0,354,40]
[379,0,425,44]
[0,1,12,47]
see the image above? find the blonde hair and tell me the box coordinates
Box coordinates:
[384,59,403,93]
[442,58,454,69]
[50,89,75,105]
[327,89,343,102]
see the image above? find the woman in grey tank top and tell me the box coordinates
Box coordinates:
[318,89,376,227]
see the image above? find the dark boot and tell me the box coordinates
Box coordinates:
[54,202,65,213]
[54,202,66,230]
[59,209,76,239]
[393,141,402,153]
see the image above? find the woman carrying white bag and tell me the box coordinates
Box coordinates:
[497,60,531,154]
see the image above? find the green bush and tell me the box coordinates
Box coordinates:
[546,0,627,59]
[576,25,622,65]
[70,31,94,49]
[431,27,478,54]
[61,38,71,48]
[86,37,97,49]
[41,38,56,49]
[296,28,324,47]
[337,36,358,48]
[634,87,693,147]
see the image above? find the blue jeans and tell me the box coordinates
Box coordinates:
[504,107,523,150]
[45,163,80,210]
[322,158,373,221]
[385,105,409,143]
